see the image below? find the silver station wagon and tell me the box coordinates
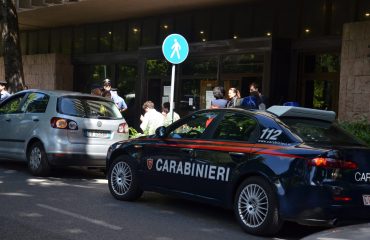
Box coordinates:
[0,90,129,176]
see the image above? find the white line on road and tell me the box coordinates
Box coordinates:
[37,203,122,231]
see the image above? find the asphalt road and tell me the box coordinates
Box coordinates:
[0,160,326,240]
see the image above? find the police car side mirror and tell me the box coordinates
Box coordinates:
[155,126,166,138]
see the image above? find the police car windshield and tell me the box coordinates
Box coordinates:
[57,96,122,119]
[281,118,365,146]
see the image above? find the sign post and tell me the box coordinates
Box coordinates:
[162,34,189,123]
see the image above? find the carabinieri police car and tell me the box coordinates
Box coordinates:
[106,106,370,236]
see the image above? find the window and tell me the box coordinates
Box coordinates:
[28,31,38,54]
[85,24,98,54]
[127,21,141,51]
[113,21,127,52]
[60,28,72,55]
[99,23,113,53]
[175,13,192,41]
[142,18,157,46]
[38,29,50,54]
[357,0,370,21]
[50,29,61,53]
[212,8,231,40]
[192,11,210,42]
[21,93,49,113]
[252,3,274,37]
[330,0,352,35]
[282,118,364,146]
[73,26,85,54]
[301,0,326,37]
[233,5,253,39]
[0,94,25,114]
[159,17,174,43]
[276,0,299,38]
[20,32,28,55]
[58,96,122,119]
[167,111,219,139]
[213,113,258,142]
[117,64,138,108]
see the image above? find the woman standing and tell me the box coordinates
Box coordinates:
[226,87,241,108]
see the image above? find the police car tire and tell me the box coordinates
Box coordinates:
[27,141,50,176]
[234,177,282,236]
[108,157,143,201]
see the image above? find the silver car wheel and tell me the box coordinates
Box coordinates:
[238,183,269,228]
[111,161,132,196]
[29,147,42,170]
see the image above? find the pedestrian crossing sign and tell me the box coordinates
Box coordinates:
[162,34,189,64]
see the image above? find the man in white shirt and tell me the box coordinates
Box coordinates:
[140,101,164,135]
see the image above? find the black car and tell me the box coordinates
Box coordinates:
[106,106,370,236]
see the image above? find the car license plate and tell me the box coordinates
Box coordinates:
[363,195,370,206]
[86,130,110,139]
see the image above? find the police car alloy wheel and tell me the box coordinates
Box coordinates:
[234,177,282,236]
[27,141,50,176]
[108,157,143,201]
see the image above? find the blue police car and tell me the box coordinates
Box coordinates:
[106,106,370,236]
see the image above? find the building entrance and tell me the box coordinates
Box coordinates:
[298,53,340,111]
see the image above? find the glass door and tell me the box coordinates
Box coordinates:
[299,53,340,111]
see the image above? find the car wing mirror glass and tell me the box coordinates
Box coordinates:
[155,126,166,138]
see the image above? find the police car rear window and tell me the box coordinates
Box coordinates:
[282,118,364,146]
[57,96,122,119]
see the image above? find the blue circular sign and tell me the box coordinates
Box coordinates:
[162,34,189,64]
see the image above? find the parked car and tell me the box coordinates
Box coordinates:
[106,106,370,236]
[0,89,129,176]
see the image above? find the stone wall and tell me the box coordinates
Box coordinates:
[339,21,370,121]
[0,53,73,91]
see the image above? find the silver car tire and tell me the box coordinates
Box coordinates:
[27,142,50,176]
[108,157,143,201]
[234,177,283,236]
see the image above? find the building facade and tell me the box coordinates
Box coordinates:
[0,0,369,128]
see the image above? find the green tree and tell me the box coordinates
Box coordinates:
[0,0,25,93]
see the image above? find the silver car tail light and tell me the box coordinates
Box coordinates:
[50,117,78,130]
[118,122,128,133]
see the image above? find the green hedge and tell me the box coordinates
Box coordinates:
[339,117,370,147]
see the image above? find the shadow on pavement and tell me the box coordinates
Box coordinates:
[0,159,105,179]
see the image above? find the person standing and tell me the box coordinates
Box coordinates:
[140,101,164,135]
[0,80,11,102]
[210,86,227,109]
[249,82,267,110]
[102,79,127,112]
[162,102,180,126]
[226,87,241,108]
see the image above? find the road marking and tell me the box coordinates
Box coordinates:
[37,204,122,231]
[0,192,32,197]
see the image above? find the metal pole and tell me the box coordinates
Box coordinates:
[169,64,176,123]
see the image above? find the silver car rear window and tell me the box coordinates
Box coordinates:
[57,96,122,119]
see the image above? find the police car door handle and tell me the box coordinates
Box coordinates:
[229,152,245,157]
[181,148,193,154]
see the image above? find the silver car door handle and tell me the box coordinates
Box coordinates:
[5,118,11,122]
[134,145,142,149]
[229,152,245,157]
[32,117,39,122]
